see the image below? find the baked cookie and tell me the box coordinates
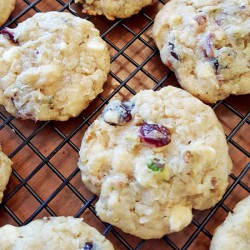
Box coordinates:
[0,11,110,121]
[0,0,16,26]
[152,0,250,103]
[0,146,12,203]
[210,195,250,250]
[75,0,156,20]
[79,86,232,239]
[0,216,114,249]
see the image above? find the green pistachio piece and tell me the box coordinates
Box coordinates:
[147,157,165,172]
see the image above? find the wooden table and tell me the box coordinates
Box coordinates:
[0,0,249,249]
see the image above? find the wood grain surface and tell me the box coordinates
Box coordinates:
[0,0,249,249]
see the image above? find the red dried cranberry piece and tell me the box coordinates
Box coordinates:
[194,15,207,26]
[203,33,214,58]
[83,242,93,250]
[139,122,171,147]
[0,28,18,44]
[202,34,220,74]
[120,102,133,123]
[103,100,133,126]
[168,42,179,60]
[212,58,219,71]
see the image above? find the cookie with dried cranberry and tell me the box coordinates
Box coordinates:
[152,0,250,103]
[0,0,16,26]
[0,146,12,203]
[210,195,250,250]
[75,0,156,20]
[78,86,232,239]
[0,216,114,249]
[0,12,110,121]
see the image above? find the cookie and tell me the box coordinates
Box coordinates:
[0,11,110,121]
[0,0,16,26]
[210,195,250,250]
[0,216,114,249]
[0,146,12,203]
[152,0,250,103]
[78,86,232,239]
[75,0,156,20]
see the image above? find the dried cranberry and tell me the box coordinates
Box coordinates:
[139,122,171,147]
[0,28,18,44]
[103,100,133,126]
[122,101,134,113]
[202,34,220,73]
[194,15,207,26]
[204,34,214,58]
[83,242,93,250]
[212,58,219,71]
[168,42,179,60]
[215,19,222,26]
[202,57,219,74]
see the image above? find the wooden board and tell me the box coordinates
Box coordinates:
[0,0,249,249]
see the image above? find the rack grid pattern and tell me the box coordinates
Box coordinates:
[0,1,249,249]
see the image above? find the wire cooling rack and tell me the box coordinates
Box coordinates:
[0,0,249,249]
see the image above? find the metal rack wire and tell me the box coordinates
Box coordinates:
[0,0,249,249]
